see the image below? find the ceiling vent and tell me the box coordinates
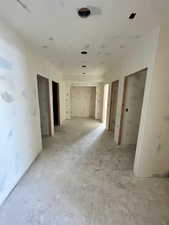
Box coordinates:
[78,8,91,18]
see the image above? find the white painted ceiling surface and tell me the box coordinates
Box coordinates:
[0,0,168,81]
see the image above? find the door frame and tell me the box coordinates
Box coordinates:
[37,74,52,136]
[118,68,147,145]
[109,80,119,131]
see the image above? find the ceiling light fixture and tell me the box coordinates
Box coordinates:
[129,12,136,19]
[82,72,86,74]
[42,45,48,49]
[78,8,91,18]
[82,65,87,67]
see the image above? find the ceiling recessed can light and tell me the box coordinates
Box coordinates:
[129,12,136,19]
[82,72,86,74]
[78,8,91,18]
[82,65,87,67]
[81,51,88,55]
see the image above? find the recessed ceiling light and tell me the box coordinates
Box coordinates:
[78,8,91,18]
[42,45,48,48]
[81,51,88,55]
[82,65,87,67]
[82,72,86,74]
[129,12,136,19]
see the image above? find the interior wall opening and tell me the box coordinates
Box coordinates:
[70,86,96,119]
[109,80,119,137]
[37,74,51,137]
[119,69,147,146]
[52,81,60,127]
[102,84,109,125]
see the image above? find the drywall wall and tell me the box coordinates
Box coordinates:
[109,81,119,134]
[134,25,169,177]
[106,27,160,177]
[121,70,146,145]
[65,82,71,119]
[102,84,109,124]
[65,82,104,121]
[106,28,160,143]
[70,86,96,118]
[0,19,64,205]
[106,26,169,177]
[95,84,104,120]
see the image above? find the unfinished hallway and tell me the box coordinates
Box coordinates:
[0,119,169,225]
[1,0,169,223]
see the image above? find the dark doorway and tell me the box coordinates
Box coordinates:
[37,75,51,137]
[109,80,119,137]
[52,81,60,127]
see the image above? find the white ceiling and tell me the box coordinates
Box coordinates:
[0,0,169,80]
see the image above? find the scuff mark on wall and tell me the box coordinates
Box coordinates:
[8,129,14,137]
[22,90,27,98]
[1,91,14,103]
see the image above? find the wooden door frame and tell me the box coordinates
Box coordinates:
[109,80,119,131]
[118,68,148,145]
[37,74,52,136]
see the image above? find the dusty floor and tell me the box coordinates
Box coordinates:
[0,118,169,225]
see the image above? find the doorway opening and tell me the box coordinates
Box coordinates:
[102,84,109,125]
[70,86,96,119]
[118,69,147,145]
[109,80,119,137]
[52,81,60,127]
[37,75,51,137]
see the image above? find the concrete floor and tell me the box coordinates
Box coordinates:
[0,118,169,225]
